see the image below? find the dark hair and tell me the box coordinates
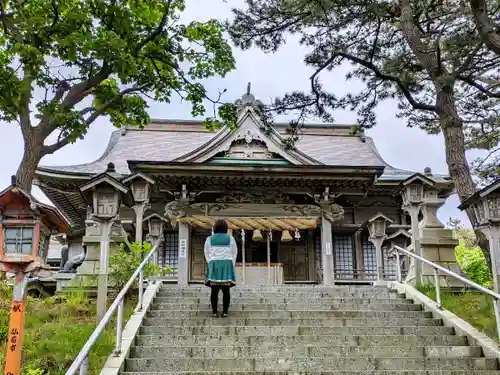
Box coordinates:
[213,218,229,234]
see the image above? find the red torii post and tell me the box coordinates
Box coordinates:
[0,177,70,375]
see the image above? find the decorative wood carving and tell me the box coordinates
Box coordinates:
[283,205,321,217]
[216,131,283,160]
[320,203,345,223]
[215,191,294,204]
[164,200,192,227]
[344,198,395,207]
[188,203,322,218]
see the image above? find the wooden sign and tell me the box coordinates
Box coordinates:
[4,298,26,375]
[325,242,332,255]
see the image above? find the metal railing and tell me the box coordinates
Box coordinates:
[391,244,500,340]
[65,239,161,375]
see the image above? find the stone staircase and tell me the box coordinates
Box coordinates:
[122,285,500,375]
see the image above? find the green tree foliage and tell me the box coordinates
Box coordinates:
[109,241,172,290]
[456,241,493,288]
[0,0,237,191]
[228,0,500,209]
[448,219,492,287]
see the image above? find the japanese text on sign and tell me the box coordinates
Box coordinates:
[179,239,187,258]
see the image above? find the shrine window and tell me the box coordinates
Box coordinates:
[334,235,354,279]
[4,226,34,255]
[362,239,377,280]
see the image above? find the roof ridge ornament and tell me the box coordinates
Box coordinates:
[234,81,264,114]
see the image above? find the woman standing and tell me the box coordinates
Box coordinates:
[204,219,238,317]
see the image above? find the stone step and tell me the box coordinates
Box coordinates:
[129,345,482,359]
[134,334,468,347]
[124,357,498,372]
[146,310,432,319]
[142,317,443,327]
[139,325,454,336]
[156,291,404,298]
[122,371,500,375]
[151,303,422,311]
[157,286,401,293]
[153,297,413,304]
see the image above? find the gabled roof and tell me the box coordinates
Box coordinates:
[79,163,133,207]
[172,107,318,165]
[34,89,452,184]
[458,178,500,210]
[35,121,408,176]
[0,178,71,234]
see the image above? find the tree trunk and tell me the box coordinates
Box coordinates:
[436,90,492,271]
[469,0,500,57]
[15,143,43,193]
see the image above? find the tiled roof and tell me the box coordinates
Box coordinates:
[40,128,216,175]
[37,120,445,182]
[295,135,385,167]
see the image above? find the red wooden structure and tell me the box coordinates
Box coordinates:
[0,177,70,375]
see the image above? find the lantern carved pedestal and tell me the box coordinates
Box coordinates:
[403,181,461,287]
[418,192,461,288]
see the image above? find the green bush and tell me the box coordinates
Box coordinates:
[0,278,136,375]
[109,241,172,290]
[455,240,492,288]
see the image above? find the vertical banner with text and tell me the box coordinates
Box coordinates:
[4,298,26,375]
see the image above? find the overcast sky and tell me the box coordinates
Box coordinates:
[0,0,479,227]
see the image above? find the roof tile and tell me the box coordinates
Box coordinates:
[38,123,441,181]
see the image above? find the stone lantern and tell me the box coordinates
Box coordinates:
[143,213,167,266]
[79,163,132,322]
[386,229,412,281]
[364,213,393,282]
[0,177,69,375]
[418,179,461,287]
[148,215,165,237]
[367,213,392,238]
[123,173,155,243]
[459,179,500,293]
[394,173,436,285]
[80,164,130,221]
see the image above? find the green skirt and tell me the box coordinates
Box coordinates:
[205,259,236,287]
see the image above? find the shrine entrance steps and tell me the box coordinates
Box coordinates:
[121,284,500,375]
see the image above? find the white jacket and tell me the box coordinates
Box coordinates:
[204,235,238,266]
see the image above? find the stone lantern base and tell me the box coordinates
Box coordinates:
[75,221,127,280]
[405,226,464,288]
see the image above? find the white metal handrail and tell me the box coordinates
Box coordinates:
[65,239,161,375]
[391,244,500,339]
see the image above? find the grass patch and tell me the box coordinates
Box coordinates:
[0,282,137,375]
[417,284,497,340]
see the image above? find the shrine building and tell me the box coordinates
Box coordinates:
[33,89,456,286]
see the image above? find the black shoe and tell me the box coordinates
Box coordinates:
[212,312,219,318]
[221,312,228,318]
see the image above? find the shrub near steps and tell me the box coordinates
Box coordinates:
[122,285,500,375]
